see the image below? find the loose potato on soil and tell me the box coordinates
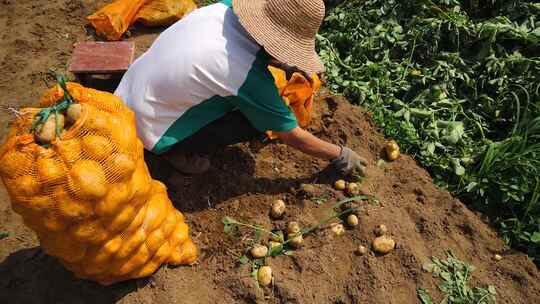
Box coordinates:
[357,245,368,255]
[270,199,286,218]
[257,266,272,286]
[334,179,346,190]
[385,140,400,161]
[331,223,345,236]
[287,221,301,235]
[250,244,268,258]
[288,235,303,248]
[347,214,359,226]
[346,182,360,195]
[299,183,316,196]
[372,235,395,254]
[374,224,388,236]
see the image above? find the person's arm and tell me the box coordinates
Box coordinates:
[275,127,368,176]
[274,127,340,159]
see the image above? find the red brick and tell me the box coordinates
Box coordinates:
[69,41,135,74]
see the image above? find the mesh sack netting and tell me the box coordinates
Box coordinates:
[0,82,197,285]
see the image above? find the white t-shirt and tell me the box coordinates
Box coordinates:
[115,1,297,154]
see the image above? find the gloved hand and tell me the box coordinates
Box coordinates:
[332,147,368,176]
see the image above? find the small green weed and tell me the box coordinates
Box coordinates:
[417,251,496,304]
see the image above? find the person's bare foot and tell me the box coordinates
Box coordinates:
[163,152,211,174]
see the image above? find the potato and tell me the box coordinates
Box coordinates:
[250,244,268,258]
[0,150,32,178]
[346,182,359,195]
[35,113,65,143]
[385,140,400,161]
[107,153,136,181]
[331,223,345,236]
[334,179,346,190]
[493,254,502,261]
[257,266,272,286]
[69,160,108,200]
[270,230,284,242]
[372,235,395,254]
[347,214,359,226]
[287,221,301,235]
[66,103,82,124]
[82,135,115,160]
[299,183,316,196]
[270,199,286,219]
[288,235,303,248]
[268,241,282,251]
[374,224,388,236]
[357,245,368,255]
[55,137,82,164]
[36,157,65,184]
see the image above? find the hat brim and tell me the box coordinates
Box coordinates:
[232,0,325,75]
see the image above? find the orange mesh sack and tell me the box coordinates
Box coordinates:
[87,0,148,41]
[135,0,197,26]
[0,81,197,285]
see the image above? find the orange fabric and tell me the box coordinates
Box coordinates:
[267,66,321,138]
[0,83,197,285]
[87,0,147,41]
[87,0,197,41]
[135,0,197,26]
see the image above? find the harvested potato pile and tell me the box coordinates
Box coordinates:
[0,80,197,285]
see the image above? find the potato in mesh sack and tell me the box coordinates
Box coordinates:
[0,78,197,285]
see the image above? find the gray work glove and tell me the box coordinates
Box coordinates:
[332,147,368,176]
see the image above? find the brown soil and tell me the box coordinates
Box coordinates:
[1,1,540,303]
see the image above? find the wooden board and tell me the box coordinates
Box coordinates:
[68,41,135,74]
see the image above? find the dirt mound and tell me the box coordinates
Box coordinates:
[1,1,540,303]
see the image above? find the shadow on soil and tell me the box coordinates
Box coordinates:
[0,247,140,304]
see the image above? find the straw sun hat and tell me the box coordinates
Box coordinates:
[232,0,326,75]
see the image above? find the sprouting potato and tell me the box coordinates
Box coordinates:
[331,223,345,236]
[257,266,272,286]
[270,230,284,242]
[287,221,301,235]
[334,179,346,190]
[357,245,368,255]
[250,244,268,258]
[35,113,65,143]
[268,241,282,251]
[385,140,400,161]
[288,235,303,248]
[347,214,359,226]
[374,224,388,236]
[66,103,82,124]
[346,182,359,195]
[270,199,286,218]
[372,235,395,254]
